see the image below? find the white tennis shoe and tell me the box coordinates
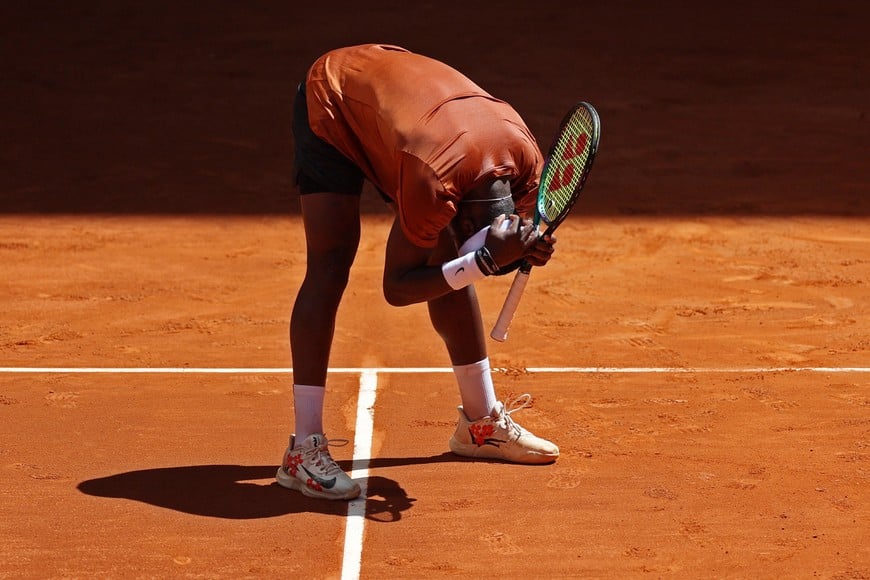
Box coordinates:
[276,433,361,500]
[449,394,559,464]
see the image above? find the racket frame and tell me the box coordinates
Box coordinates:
[490,101,600,341]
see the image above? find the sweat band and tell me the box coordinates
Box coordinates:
[458,194,512,204]
[458,218,513,255]
[442,251,486,290]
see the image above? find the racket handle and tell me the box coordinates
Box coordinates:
[490,267,532,342]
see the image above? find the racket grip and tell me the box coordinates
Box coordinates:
[490,268,531,342]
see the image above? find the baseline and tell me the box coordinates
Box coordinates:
[1,367,868,374]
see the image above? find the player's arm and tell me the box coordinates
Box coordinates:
[382,214,539,307]
[381,218,457,307]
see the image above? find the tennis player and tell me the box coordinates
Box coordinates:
[278,44,559,500]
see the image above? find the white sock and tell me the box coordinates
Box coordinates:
[293,384,325,445]
[453,358,498,421]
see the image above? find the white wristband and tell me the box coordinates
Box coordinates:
[442,252,486,290]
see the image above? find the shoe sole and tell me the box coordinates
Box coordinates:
[449,438,559,464]
[275,467,361,501]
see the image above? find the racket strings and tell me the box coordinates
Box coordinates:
[539,111,596,223]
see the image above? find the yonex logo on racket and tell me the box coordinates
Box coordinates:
[548,133,590,194]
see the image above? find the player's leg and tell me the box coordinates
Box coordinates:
[277,81,363,499]
[425,227,494,416]
[426,231,559,464]
[426,280,488,366]
[291,192,360,387]
[278,194,363,500]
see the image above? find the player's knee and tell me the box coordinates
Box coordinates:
[382,280,415,307]
[304,251,354,293]
[382,285,402,307]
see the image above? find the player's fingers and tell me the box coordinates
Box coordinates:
[519,221,539,244]
[492,214,521,235]
[526,247,553,266]
[525,253,548,267]
[538,235,555,252]
[523,236,554,265]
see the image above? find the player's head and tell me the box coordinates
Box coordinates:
[450,177,523,276]
[451,177,515,247]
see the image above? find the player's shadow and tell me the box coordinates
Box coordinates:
[76,453,466,520]
[77,465,416,520]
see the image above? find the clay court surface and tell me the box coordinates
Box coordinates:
[1,2,868,579]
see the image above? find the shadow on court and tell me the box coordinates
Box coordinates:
[77,465,417,521]
[76,454,489,521]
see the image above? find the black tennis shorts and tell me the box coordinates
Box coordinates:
[292,81,365,195]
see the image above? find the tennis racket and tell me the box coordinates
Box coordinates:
[490,101,601,342]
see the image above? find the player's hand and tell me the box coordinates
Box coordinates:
[484,214,541,268]
[523,232,556,267]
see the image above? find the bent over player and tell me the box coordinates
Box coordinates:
[278,44,559,500]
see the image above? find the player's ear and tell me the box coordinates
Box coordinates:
[451,210,478,241]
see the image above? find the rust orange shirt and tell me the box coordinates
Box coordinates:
[305,44,543,248]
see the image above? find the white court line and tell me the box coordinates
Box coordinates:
[4,363,866,579]
[341,369,378,580]
[0,366,868,373]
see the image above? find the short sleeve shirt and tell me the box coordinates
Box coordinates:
[305,44,543,248]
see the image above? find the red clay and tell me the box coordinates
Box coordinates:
[1,1,868,578]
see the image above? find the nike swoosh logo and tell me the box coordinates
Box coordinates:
[300,465,337,489]
[456,267,465,275]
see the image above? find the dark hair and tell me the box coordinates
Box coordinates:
[485,197,516,223]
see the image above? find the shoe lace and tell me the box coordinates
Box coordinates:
[498,394,532,437]
[307,437,349,477]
